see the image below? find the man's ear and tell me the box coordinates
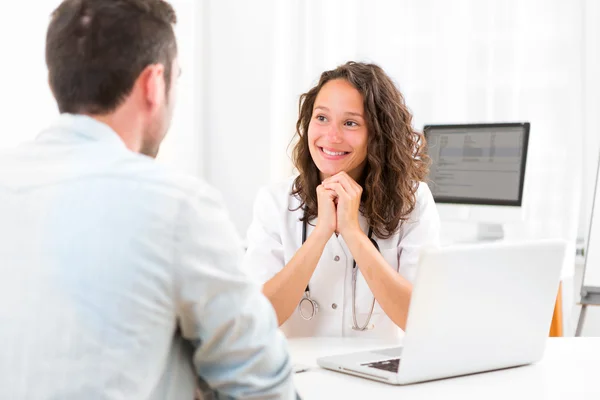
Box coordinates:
[140,64,166,110]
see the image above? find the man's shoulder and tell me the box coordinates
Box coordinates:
[115,156,222,205]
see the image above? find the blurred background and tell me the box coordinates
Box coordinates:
[1,0,599,335]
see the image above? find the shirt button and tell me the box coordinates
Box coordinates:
[332,303,338,310]
[334,255,340,262]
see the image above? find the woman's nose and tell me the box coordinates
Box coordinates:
[326,125,343,143]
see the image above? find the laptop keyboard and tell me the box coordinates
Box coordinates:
[362,358,401,373]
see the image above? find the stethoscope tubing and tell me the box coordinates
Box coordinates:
[299,210,379,330]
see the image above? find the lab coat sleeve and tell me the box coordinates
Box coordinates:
[173,182,295,399]
[398,182,441,283]
[241,186,286,284]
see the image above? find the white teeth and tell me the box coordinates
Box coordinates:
[322,148,347,156]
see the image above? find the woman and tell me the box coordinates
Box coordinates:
[243,61,440,339]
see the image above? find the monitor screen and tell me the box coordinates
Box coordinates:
[424,123,530,206]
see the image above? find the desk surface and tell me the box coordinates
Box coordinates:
[290,337,600,400]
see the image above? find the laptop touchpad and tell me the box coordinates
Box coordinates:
[372,347,403,357]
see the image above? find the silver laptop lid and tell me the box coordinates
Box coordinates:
[397,240,565,384]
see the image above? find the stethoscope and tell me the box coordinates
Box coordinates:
[298,213,381,331]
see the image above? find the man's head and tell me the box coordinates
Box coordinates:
[46,0,179,157]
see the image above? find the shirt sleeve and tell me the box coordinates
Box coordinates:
[241,186,286,284]
[398,182,441,283]
[173,182,295,400]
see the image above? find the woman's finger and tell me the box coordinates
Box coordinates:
[325,173,361,197]
[323,182,350,201]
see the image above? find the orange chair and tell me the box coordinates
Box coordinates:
[549,282,563,337]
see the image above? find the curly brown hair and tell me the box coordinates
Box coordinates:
[291,61,429,239]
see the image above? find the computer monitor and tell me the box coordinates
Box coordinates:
[424,122,530,241]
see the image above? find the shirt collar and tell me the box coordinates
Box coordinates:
[36,113,128,150]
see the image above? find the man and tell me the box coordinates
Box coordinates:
[0,0,295,399]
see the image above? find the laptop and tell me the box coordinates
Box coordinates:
[317,240,566,385]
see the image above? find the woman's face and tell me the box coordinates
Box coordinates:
[307,79,368,181]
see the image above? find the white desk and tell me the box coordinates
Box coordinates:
[290,337,600,399]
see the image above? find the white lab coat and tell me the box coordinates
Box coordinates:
[242,176,440,339]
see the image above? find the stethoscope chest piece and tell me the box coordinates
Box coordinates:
[298,291,319,320]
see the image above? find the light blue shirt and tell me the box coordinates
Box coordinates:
[0,114,294,400]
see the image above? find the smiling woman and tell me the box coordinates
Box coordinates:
[241,61,440,340]
[293,62,430,240]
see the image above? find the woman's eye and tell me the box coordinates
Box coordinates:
[316,115,327,122]
[345,121,358,127]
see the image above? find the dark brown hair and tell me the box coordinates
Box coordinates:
[46,0,177,115]
[291,61,429,239]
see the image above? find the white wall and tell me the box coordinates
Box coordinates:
[198,0,279,234]
[0,2,60,149]
[578,0,600,244]
[156,0,200,176]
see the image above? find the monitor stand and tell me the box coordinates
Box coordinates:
[476,223,505,241]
